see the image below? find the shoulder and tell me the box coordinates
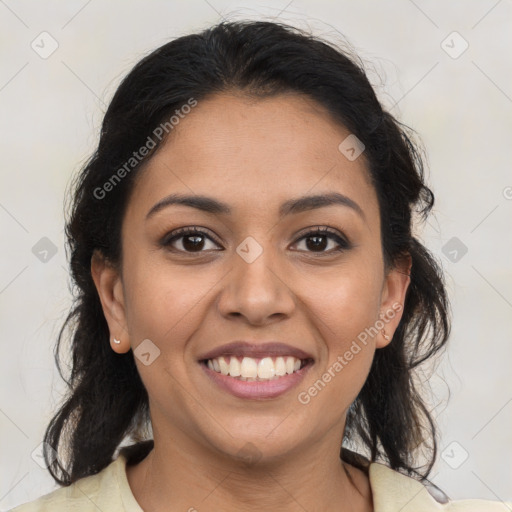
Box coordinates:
[369,462,512,511]
[9,455,138,512]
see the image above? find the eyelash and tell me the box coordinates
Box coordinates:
[160,225,351,256]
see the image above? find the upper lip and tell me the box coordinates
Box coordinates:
[198,341,314,361]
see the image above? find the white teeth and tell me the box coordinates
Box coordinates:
[206,355,306,380]
[275,356,286,376]
[285,356,295,374]
[240,357,258,378]
[218,356,229,375]
[229,357,241,377]
[258,357,275,379]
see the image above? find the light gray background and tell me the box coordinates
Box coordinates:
[1,0,511,509]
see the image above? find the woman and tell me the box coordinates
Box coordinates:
[11,19,511,511]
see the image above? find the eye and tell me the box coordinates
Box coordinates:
[292,226,351,254]
[160,225,351,255]
[160,226,222,253]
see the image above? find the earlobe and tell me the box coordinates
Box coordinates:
[377,254,412,349]
[90,250,130,353]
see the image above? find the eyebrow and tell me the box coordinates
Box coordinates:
[146,192,365,221]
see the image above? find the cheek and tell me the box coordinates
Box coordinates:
[297,261,382,397]
[122,257,217,348]
[297,281,379,417]
[301,262,383,340]
[120,260,218,412]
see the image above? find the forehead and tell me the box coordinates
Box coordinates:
[127,91,379,223]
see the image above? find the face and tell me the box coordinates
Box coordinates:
[92,91,410,466]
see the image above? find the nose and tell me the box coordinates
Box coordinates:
[216,240,296,326]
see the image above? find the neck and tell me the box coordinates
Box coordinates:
[126,433,372,511]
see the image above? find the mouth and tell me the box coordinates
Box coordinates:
[200,355,314,382]
[197,340,315,399]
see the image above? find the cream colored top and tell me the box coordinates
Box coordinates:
[10,454,512,511]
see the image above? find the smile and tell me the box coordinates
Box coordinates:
[203,355,311,381]
[200,356,314,399]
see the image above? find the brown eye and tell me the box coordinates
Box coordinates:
[293,227,351,254]
[161,227,222,253]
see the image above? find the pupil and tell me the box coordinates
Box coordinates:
[183,235,204,251]
[306,235,327,251]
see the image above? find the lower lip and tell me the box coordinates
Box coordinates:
[199,361,313,399]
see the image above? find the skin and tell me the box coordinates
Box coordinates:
[91,91,411,512]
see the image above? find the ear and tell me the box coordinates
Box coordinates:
[90,249,130,353]
[377,253,412,349]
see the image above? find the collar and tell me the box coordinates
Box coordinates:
[368,461,445,511]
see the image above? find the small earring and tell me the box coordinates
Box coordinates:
[113,338,121,345]
[381,329,390,341]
